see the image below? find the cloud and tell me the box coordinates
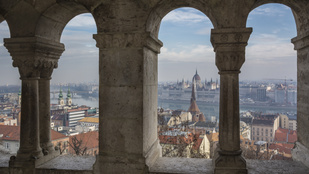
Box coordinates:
[246,42,296,63]
[249,33,291,44]
[65,14,96,28]
[159,44,215,63]
[250,6,288,17]
[196,27,212,35]
[162,8,209,23]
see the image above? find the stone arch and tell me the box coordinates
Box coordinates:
[35,1,98,42]
[0,15,4,24]
[146,0,217,38]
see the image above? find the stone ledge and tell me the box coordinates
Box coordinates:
[37,155,95,171]
[149,157,213,174]
[247,159,309,174]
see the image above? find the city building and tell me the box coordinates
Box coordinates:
[251,114,280,142]
[158,71,219,102]
[0,125,69,155]
[288,115,297,131]
[64,107,89,127]
[76,117,99,133]
[279,114,289,129]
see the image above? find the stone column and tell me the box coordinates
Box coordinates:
[38,41,63,159]
[291,31,309,168]
[92,32,162,173]
[4,37,64,168]
[211,28,252,174]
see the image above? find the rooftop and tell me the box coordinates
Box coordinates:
[78,117,99,123]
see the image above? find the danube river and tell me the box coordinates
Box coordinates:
[51,94,296,120]
[158,99,296,120]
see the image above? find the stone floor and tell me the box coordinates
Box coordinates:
[149,157,309,174]
[1,155,309,173]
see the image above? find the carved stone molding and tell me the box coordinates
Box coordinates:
[211,28,252,72]
[93,32,163,53]
[4,37,64,79]
[211,28,252,51]
[292,31,309,51]
[216,51,245,72]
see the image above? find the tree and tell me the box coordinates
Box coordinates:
[57,141,68,155]
[68,136,88,156]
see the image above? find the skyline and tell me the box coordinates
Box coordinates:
[0,4,297,85]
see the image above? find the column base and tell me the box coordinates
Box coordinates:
[145,139,162,167]
[292,142,309,169]
[41,142,55,156]
[93,154,149,174]
[9,148,60,168]
[213,150,247,174]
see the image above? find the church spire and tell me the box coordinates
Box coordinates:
[59,87,63,99]
[191,78,197,102]
[67,87,71,98]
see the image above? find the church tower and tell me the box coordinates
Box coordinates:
[66,87,72,106]
[58,87,65,106]
[188,72,206,122]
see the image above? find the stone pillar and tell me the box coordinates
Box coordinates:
[4,37,64,168]
[291,31,309,168]
[211,28,252,174]
[38,41,64,160]
[92,32,162,173]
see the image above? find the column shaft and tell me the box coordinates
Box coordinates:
[39,78,54,154]
[219,73,240,152]
[18,79,43,159]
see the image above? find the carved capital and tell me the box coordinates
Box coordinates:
[4,37,64,79]
[216,51,245,72]
[211,28,252,52]
[292,31,309,51]
[93,32,163,53]
[211,28,252,72]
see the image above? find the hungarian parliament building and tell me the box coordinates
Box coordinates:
[158,70,220,103]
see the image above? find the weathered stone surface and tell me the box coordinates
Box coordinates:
[247,159,309,174]
[149,157,213,174]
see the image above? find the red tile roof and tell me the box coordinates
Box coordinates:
[69,131,98,151]
[0,125,67,142]
[0,125,19,141]
[192,137,203,150]
[274,128,297,143]
[269,143,294,155]
[159,133,200,146]
[51,130,67,140]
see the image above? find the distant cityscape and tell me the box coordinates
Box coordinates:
[0,72,297,160]
[157,70,297,160]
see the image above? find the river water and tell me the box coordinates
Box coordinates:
[159,99,296,120]
[51,94,296,120]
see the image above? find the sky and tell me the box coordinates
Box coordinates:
[0,4,297,85]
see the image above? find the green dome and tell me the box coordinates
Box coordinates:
[59,88,63,98]
[67,88,72,98]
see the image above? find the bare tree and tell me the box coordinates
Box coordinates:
[57,141,68,155]
[68,136,88,156]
